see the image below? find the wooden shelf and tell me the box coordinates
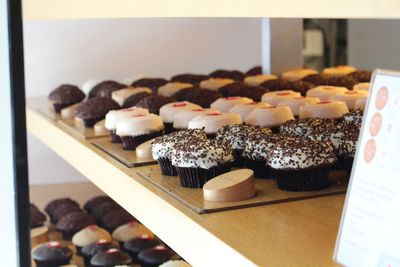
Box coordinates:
[23,0,400,20]
[27,97,344,266]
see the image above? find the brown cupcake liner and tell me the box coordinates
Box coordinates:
[334,156,354,177]
[157,157,177,176]
[163,122,176,134]
[110,130,122,143]
[271,166,330,192]
[120,131,163,151]
[243,158,272,179]
[269,126,280,134]
[175,163,232,188]
[82,118,103,128]
[232,149,244,167]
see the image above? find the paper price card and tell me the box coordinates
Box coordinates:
[335,69,400,267]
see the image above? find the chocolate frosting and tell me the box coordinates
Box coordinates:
[122,92,152,108]
[209,69,245,81]
[32,241,73,262]
[90,248,132,267]
[51,204,83,224]
[171,88,222,108]
[81,240,119,259]
[48,84,85,105]
[56,211,96,234]
[259,79,292,91]
[218,82,268,102]
[322,76,358,89]
[100,209,135,232]
[30,203,46,228]
[89,80,126,98]
[170,73,209,84]
[301,74,326,86]
[84,195,115,214]
[76,97,120,120]
[131,78,168,94]
[245,66,262,76]
[45,198,79,217]
[137,246,179,266]
[135,95,175,115]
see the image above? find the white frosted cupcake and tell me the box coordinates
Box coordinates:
[228,102,271,120]
[281,68,318,81]
[261,90,301,105]
[322,65,357,77]
[210,97,253,112]
[116,114,164,150]
[299,100,349,119]
[245,106,294,132]
[277,96,320,117]
[199,78,235,91]
[159,101,201,133]
[72,225,111,249]
[105,107,149,143]
[112,221,154,243]
[306,85,349,101]
[157,82,193,97]
[111,87,152,106]
[330,90,369,109]
[354,96,368,110]
[173,108,219,130]
[353,82,370,91]
[188,112,242,137]
[82,79,101,97]
[244,74,277,87]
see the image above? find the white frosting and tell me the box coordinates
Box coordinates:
[353,82,370,91]
[228,102,271,120]
[111,87,152,106]
[159,101,201,123]
[261,90,301,105]
[306,85,349,101]
[71,225,111,247]
[299,100,349,119]
[116,114,164,136]
[322,65,357,76]
[210,97,253,112]
[111,221,154,242]
[105,107,149,130]
[330,90,369,109]
[354,96,368,110]
[245,106,294,128]
[173,108,219,129]
[277,96,320,116]
[188,112,242,134]
[82,79,101,96]
[159,260,191,267]
[244,74,277,86]
[199,78,235,91]
[281,68,318,81]
[157,82,193,97]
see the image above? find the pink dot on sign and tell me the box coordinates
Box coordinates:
[376,86,389,110]
[106,248,119,254]
[317,101,331,104]
[192,108,204,111]
[86,225,98,231]
[276,92,290,96]
[47,241,61,248]
[207,112,221,116]
[226,97,239,100]
[173,102,187,107]
[364,139,376,163]
[154,245,166,250]
[96,239,110,245]
[131,114,145,117]
[369,113,382,137]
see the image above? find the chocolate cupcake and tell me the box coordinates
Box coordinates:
[48,84,85,113]
[152,128,207,176]
[76,97,120,127]
[137,246,179,267]
[32,241,73,267]
[56,211,96,240]
[131,78,168,94]
[122,91,152,108]
[84,196,115,214]
[347,70,372,82]
[90,248,132,267]
[171,88,222,108]
[72,225,112,250]
[159,101,201,134]
[323,76,359,89]
[172,139,233,188]
[259,79,291,91]
[91,201,122,221]
[301,74,325,86]
[30,203,46,228]
[100,209,136,233]
[170,73,209,85]
[245,66,262,76]
[136,95,175,115]
[218,82,268,102]
[209,69,245,81]
[112,221,154,244]
[89,80,126,98]
[123,235,162,261]
[81,239,119,266]
[289,80,314,96]
[112,87,152,106]
[343,109,364,127]
[45,198,80,218]
[279,118,335,138]
[50,203,83,224]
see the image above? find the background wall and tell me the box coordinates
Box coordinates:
[24,18,262,184]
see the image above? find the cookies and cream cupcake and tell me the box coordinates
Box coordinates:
[210,96,253,112]
[299,100,349,119]
[199,78,235,91]
[116,114,164,150]
[261,90,301,105]
[279,118,335,138]
[322,65,357,77]
[281,68,318,81]
[343,109,364,127]
[173,108,219,130]
[188,112,242,138]
[48,84,85,113]
[245,106,294,132]
[72,225,111,249]
[306,85,348,101]
[244,74,277,87]
[157,82,193,97]
[229,102,271,120]
[330,90,369,110]
[105,107,149,143]
[159,101,201,134]
[112,87,152,106]
[353,82,370,91]
[277,96,320,117]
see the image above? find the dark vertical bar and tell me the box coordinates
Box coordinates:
[7,0,31,266]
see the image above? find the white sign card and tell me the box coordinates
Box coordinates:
[335,69,400,267]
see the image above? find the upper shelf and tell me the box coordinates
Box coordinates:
[23,0,400,20]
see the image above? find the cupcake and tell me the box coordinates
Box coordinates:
[245,66,262,76]
[112,87,152,106]
[229,102,271,120]
[89,80,126,98]
[90,248,132,267]
[112,221,155,244]
[50,204,83,224]
[210,97,253,112]
[188,112,242,138]
[244,74,277,87]
[245,106,295,133]
[81,239,119,266]
[323,76,358,89]
[259,79,291,91]
[72,225,111,249]
[84,196,115,214]
[151,128,207,176]
[267,138,337,191]
[32,241,73,267]
[209,69,245,81]
[343,109,364,127]
[45,198,80,218]
[123,235,162,261]
[55,211,96,240]
[281,68,318,81]
[322,65,357,77]
[299,100,349,119]
[354,96,368,110]
[105,107,149,143]
[353,82,370,91]
[30,203,46,228]
[306,85,349,101]
[172,139,234,188]
[116,114,164,150]
[216,124,272,167]
[100,210,135,233]
[157,82,193,97]
[136,95,175,115]
[131,78,168,94]
[76,97,120,127]
[159,101,201,134]
[279,118,335,138]
[261,90,301,105]
[137,246,179,267]
[170,73,209,85]
[199,78,235,91]
[91,202,122,221]
[301,74,325,86]
[347,70,372,82]
[82,79,101,96]
[48,84,85,113]
[277,96,320,117]
[218,82,268,101]
[171,88,222,108]
[173,108,219,130]
[288,80,315,96]
[330,90,369,110]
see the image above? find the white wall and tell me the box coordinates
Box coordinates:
[24,18,262,184]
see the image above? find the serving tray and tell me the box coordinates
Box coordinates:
[58,119,109,140]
